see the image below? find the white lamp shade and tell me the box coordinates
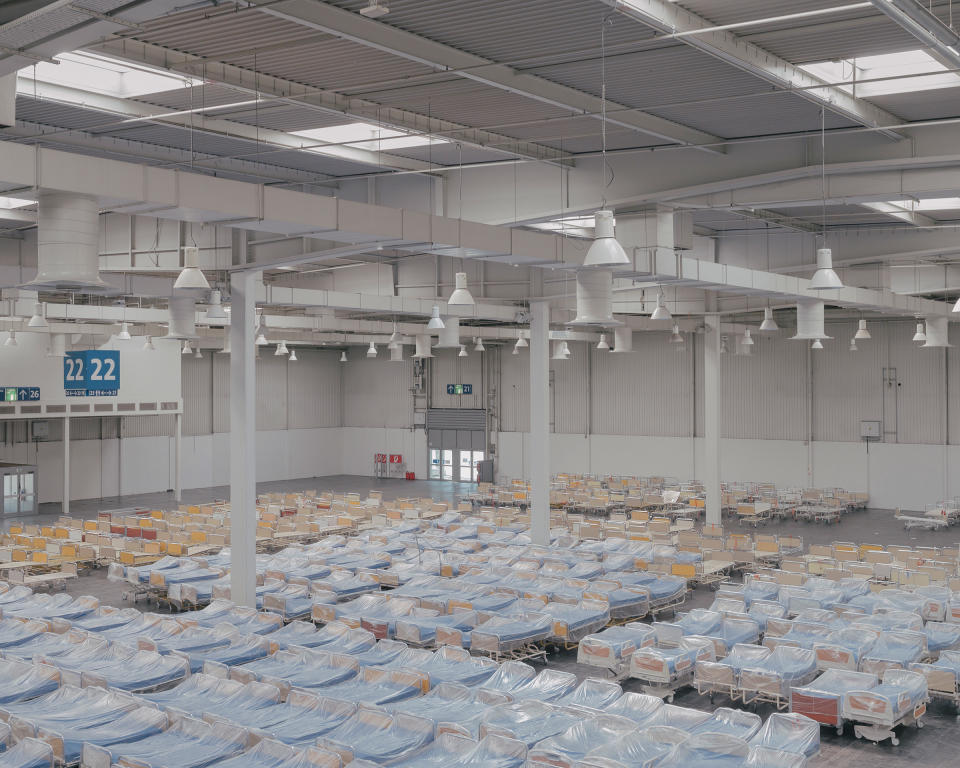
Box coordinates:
[448,273,475,305]
[473,337,485,352]
[182,340,192,354]
[289,349,298,361]
[427,305,445,330]
[340,351,348,362]
[759,307,778,332]
[117,322,131,340]
[27,302,47,328]
[597,333,610,350]
[810,248,843,289]
[166,295,198,340]
[174,246,211,291]
[811,338,824,349]
[458,345,468,357]
[194,346,203,358]
[206,289,229,321]
[275,342,289,356]
[650,295,671,321]
[367,341,377,357]
[515,335,528,348]
[255,333,268,346]
[27,192,110,292]
[143,335,155,351]
[854,319,871,340]
[512,345,519,355]
[669,323,683,343]
[742,328,754,345]
[912,322,927,342]
[582,209,630,267]
[849,338,858,351]
[390,345,403,362]
[551,340,567,360]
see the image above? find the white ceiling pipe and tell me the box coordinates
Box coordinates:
[26,191,109,292]
[413,334,434,358]
[435,316,461,348]
[390,344,403,362]
[922,316,952,347]
[568,269,620,326]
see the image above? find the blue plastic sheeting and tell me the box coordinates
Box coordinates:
[577,623,655,667]
[659,733,751,767]
[197,681,283,722]
[184,634,272,672]
[716,645,773,676]
[507,669,577,702]
[923,622,960,654]
[395,611,478,645]
[0,586,33,607]
[690,707,762,740]
[24,706,166,764]
[478,661,537,694]
[201,739,308,768]
[767,621,831,651]
[0,660,59,705]
[479,701,579,747]
[842,670,928,726]
[389,684,502,739]
[674,609,724,637]
[745,745,809,768]
[603,692,664,724]
[470,612,552,651]
[3,594,96,621]
[318,710,434,762]
[581,726,685,768]
[859,630,925,666]
[713,619,761,651]
[630,637,714,681]
[741,647,817,697]
[529,714,636,764]
[153,626,234,656]
[750,713,820,758]
[813,628,878,667]
[792,609,847,630]
[138,673,244,713]
[0,737,53,768]
[262,696,357,746]
[853,611,923,632]
[541,602,610,639]
[385,647,498,688]
[0,619,47,649]
[175,600,237,626]
[558,678,623,710]
[99,615,184,643]
[0,687,137,732]
[747,601,787,632]
[84,717,247,768]
[352,639,408,667]
[641,704,712,731]
[239,650,358,690]
[36,642,187,691]
[70,609,141,633]
[930,649,960,680]
[266,621,327,650]
[311,669,423,706]
[385,733,527,768]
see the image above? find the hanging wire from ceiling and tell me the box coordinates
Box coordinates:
[599,12,617,207]
[820,107,827,247]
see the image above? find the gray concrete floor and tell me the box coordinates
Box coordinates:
[7,476,959,766]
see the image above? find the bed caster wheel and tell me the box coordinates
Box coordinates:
[708,695,715,705]
[855,732,862,740]
[917,720,923,729]
[891,737,899,746]
[836,727,843,736]
[666,695,674,703]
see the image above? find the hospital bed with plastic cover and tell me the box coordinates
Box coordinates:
[81,716,249,768]
[790,669,878,736]
[841,668,929,745]
[316,707,434,764]
[468,610,553,662]
[0,737,54,768]
[856,630,926,677]
[527,714,637,768]
[228,649,359,695]
[361,732,527,768]
[573,724,688,768]
[0,687,140,737]
[301,666,425,705]
[387,684,511,739]
[577,623,656,677]
[178,632,274,673]
[736,647,818,710]
[910,649,960,710]
[33,641,188,692]
[479,701,581,748]
[0,659,60,705]
[379,646,498,689]
[695,644,772,702]
[201,739,341,768]
[811,628,878,672]
[628,636,715,701]
[749,712,821,760]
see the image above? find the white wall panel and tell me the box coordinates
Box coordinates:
[499,347,530,432]
[812,321,882,442]
[342,354,413,428]
[430,348,483,409]
[256,355,289,431]
[181,356,213,436]
[287,349,341,428]
[554,343,588,434]
[213,353,230,433]
[339,427,427,479]
[887,321,946,445]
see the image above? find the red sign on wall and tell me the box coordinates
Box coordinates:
[374,453,387,463]
[389,454,403,464]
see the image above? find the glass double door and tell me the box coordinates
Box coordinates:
[428,429,485,482]
[3,469,36,516]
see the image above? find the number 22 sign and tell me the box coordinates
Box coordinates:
[64,351,120,396]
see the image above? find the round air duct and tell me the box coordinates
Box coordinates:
[390,344,403,362]
[611,325,633,353]
[165,294,198,339]
[26,192,111,292]
[568,269,621,326]
[413,334,434,358]
[922,316,951,348]
[791,301,832,340]
[435,317,461,348]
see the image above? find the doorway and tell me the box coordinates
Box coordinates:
[428,429,485,482]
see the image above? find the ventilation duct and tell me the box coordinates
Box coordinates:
[922,316,952,348]
[435,316,461,348]
[47,333,66,358]
[611,325,633,354]
[791,301,831,340]
[26,192,110,292]
[414,334,434,358]
[568,269,621,326]
[165,294,198,339]
[390,344,403,362]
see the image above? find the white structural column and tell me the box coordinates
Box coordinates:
[62,416,70,516]
[703,313,721,527]
[174,413,182,503]
[229,270,258,607]
[529,300,550,545]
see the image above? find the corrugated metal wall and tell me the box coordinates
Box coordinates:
[342,354,413,428]
[429,348,483,409]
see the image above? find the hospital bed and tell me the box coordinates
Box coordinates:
[841,669,928,745]
[737,647,818,710]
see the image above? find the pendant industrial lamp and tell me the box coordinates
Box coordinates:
[458,345,468,357]
[174,246,211,292]
[582,18,629,268]
[811,339,824,349]
[289,349,298,362]
[4,330,17,347]
[27,302,47,328]
[512,344,520,355]
[427,305,445,330]
[759,307,779,332]
[669,324,683,344]
[182,340,192,355]
[913,321,926,342]
[194,346,203,359]
[143,335,155,351]
[515,334,528,348]
[597,333,610,350]
[849,338,858,352]
[366,341,377,358]
[255,332,268,346]
[473,337,485,352]
[275,341,289,356]
[206,289,229,322]
[854,319,871,340]
[650,290,671,321]
[117,322,132,340]
[810,109,843,290]
[742,328,754,346]
[448,273,475,305]
[340,351,348,363]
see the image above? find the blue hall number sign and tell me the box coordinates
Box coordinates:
[64,351,120,397]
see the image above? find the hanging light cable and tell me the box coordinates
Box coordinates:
[810,108,843,290]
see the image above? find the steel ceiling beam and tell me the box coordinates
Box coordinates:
[601,0,904,139]
[96,37,574,168]
[239,0,725,153]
